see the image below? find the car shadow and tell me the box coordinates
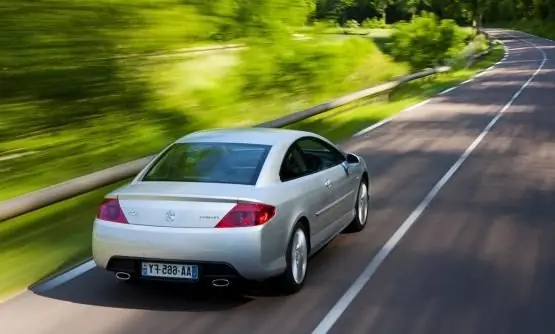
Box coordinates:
[32,270,251,312]
[31,269,312,312]
[31,247,335,312]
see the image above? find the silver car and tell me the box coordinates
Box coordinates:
[92,128,370,294]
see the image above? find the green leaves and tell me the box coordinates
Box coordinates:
[313,0,555,25]
[389,12,470,70]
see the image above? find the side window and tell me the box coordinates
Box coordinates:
[279,145,309,182]
[296,137,346,173]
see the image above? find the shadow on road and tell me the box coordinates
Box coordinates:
[30,242,340,312]
[33,273,253,312]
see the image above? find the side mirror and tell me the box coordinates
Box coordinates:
[345,153,360,164]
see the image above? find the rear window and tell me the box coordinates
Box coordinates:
[142,142,271,185]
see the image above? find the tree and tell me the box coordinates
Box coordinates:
[373,0,394,21]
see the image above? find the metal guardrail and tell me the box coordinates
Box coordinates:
[0,33,495,222]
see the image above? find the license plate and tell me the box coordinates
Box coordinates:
[141,262,198,280]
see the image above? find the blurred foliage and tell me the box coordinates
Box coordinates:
[234,38,381,98]
[0,0,411,201]
[388,12,472,70]
[344,19,361,28]
[313,0,555,36]
[0,0,318,141]
[0,0,207,141]
[480,0,555,23]
[362,17,388,28]
[215,0,317,41]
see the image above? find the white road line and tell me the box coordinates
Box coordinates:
[352,99,432,136]
[0,259,97,304]
[32,260,96,293]
[438,86,458,95]
[0,290,26,305]
[312,34,547,334]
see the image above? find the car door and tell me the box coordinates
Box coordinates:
[278,144,333,247]
[296,137,354,237]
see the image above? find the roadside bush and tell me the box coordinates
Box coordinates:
[308,20,337,34]
[231,37,379,100]
[362,17,387,29]
[344,19,360,29]
[389,12,470,70]
[138,35,407,134]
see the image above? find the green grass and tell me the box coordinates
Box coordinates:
[0,182,123,300]
[0,43,503,301]
[492,20,555,40]
[295,25,392,37]
[0,37,409,202]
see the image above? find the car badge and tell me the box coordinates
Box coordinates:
[165,210,176,222]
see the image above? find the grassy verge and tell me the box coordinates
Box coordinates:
[295,25,392,37]
[492,20,555,40]
[0,37,409,202]
[0,43,503,301]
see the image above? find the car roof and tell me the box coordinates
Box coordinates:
[175,127,317,146]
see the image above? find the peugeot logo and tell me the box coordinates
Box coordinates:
[165,210,176,222]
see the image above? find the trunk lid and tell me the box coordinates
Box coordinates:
[115,182,261,228]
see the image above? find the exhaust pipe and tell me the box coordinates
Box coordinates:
[115,272,131,281]
[211,279,230,288]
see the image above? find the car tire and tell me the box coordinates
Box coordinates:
[278,223,309,295]
[346,178,369,233]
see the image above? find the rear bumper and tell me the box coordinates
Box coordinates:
[92,219,287,281]
[106,256,245,283]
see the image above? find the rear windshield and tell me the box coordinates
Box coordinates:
[142,142,271,185]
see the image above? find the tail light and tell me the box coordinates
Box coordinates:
[215,203,276,228]
[97,198,128,224]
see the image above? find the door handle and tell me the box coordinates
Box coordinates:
[324,180,332,188]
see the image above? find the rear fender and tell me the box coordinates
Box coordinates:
[284,211,312,251]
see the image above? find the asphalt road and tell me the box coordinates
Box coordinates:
[2,29,555,334]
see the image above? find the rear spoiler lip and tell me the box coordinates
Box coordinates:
[115,193,266,205]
